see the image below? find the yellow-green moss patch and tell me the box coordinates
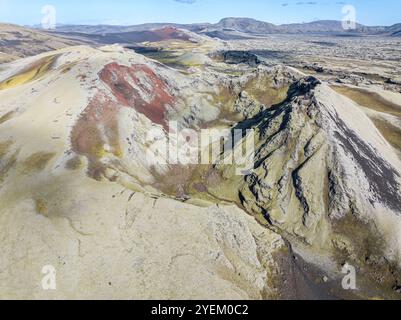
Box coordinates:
[0,140,13,159]
[331,85,401,117]
[0,55,58,90]
[35,199,49,217]
[0,151,17,183]
[65,156,84,170]
[22,152,56,173]
[371,118,401,153]
[0,111,15,125]
[244,75,289,107]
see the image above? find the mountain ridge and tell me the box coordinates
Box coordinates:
[44,17,401,36]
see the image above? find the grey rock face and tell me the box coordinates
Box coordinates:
[236,76,401,261]
[234,91,263,119]
[221,51,261,66]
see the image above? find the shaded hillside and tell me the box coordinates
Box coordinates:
[54,26,195,45]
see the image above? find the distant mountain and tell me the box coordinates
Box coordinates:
[36,17,401,39]
[215,17,280,34]
[51,26,196,46]
[386,23,401,36]
[211,18,389,36]
[279,20,385,34]
[51,22,210,34]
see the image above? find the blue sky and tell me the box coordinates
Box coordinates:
[0,0,400,26]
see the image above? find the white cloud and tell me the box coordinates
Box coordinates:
[174,0,197,4]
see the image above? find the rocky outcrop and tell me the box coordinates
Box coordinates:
[231,76,401,294]
[220,51,261,67]
[234,91,263,119]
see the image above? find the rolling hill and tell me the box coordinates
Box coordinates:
[0,23,88,63]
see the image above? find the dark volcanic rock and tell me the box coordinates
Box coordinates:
[221,51,261,66]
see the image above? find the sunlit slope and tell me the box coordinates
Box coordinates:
[0,45,290,299]
[332,84,401,155]
[0,43,401,299]
[0,55,58,90]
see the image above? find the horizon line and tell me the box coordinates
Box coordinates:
[15,17,398,28]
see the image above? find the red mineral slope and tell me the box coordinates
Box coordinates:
[71,91,121,160]
[71,62,175,167]
[152,27,191,42]
[99,62,174,128]
[94,27,193,44]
